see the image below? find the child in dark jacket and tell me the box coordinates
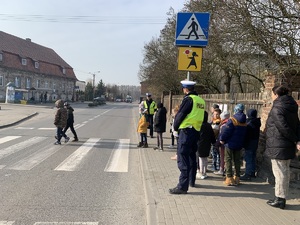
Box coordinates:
[214,111,230,176]
[197,111,216,179]
[220,103,247,186]
[153,103,167,151]
[240,109,261,180]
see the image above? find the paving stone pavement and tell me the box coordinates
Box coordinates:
[142,134,300,225]
[1,103,299,225]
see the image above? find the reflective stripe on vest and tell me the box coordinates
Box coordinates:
[179,95,205,131]
[144,101,157,115]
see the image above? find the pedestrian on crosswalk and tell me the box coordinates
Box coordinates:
[63,102,79,142]
[54,99,69,145]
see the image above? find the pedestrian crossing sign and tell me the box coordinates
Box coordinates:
[178,47,202,72]
[175,12,210,47]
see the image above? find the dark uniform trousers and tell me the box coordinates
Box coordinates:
[177,127,199,191]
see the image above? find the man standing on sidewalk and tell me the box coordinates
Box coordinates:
[143,93,157,138]
[169,80,205,194]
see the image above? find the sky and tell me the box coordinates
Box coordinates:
[0,0,185,86]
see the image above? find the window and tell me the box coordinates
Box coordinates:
[22,58,27,65]
[0,76,3,86]
[62,67,66,74]
[36,80,40,88]
[35,61,39,69]
[45,81,49,88]
[15,77,21,88]
[0,53,3,62]
[26,78,31,89]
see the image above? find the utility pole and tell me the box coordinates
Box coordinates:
[89,71,100,100]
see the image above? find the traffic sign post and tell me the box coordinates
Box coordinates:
[175,12,210,47]
[178,47,202,72]
[175,12,210,81]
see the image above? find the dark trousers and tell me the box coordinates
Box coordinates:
[140,133,147,143]
[176,128,199,191]
[244,139,259,175]
[225,147,241,177]
[148,115,154,136]
[63,122,78,139]
[56,127,64,142]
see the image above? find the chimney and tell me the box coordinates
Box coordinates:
[25,38,31,42]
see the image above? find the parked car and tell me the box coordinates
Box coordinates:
[93,97,106,104]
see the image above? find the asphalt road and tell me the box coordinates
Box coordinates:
[0,102,146,225]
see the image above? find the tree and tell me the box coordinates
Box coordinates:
[95,79,106,97]
[85,82,93,101]
[139,0,300,94]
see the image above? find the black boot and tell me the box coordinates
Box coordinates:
[137,142,143,147]
[267,197,286,209]
[142,143,148,148]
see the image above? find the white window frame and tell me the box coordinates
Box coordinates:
[0,76,3,86]
[45,80,49,88]
[0,53,3,62]
[34,61,39,69]
[62,67,66,74]
[22,58,27,65]
[15,77,20,88]
[26,78,31,89]
[36,80,40,88]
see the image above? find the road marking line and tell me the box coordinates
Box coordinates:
[54,138,100,171]
[104,139,129,173]
[38,128,56,130]
[0,136,21,144]
[0,221,15,225]
[34,222,98,225]
[0,137,47,160]
[15,127,34,129]
[8,144,62,170]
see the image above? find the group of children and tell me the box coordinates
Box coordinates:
[196,105,230,179]
[196,103,261,186]
[137,101,261,186]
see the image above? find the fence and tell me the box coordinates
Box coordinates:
[163,92,264,117]
[162,91,300,172]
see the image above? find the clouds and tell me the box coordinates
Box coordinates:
[0,0,184,85]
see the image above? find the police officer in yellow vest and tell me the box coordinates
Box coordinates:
[169,80,205,194]
[144,93,157,138]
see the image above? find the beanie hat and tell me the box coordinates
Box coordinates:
[212,104,219,109]
[234,103,245,113]
[220,111,230,120]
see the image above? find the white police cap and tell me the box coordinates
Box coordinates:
[146,93,152,96]
[180,80,196,88]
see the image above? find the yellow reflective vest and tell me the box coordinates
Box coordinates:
[144,100,157,115]
[179,95,205,131]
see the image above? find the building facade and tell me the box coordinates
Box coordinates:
[0,31,77,102]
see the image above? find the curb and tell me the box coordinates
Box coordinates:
[0,112,38,129]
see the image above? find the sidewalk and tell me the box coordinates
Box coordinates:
[0,103,44,128]
[1,103,299,225]
[142,134,300,225]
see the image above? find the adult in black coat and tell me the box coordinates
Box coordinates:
[153,103,167,150]
[265,85,300,209]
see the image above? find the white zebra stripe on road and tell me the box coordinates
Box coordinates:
[104,139,130,172]
[34,222,98,225]
[0,221,14,225]
[0,137,47,160]
[7,144,62,171]
[54,138,101,171]
[0,136,21,144]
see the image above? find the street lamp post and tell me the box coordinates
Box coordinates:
[89,71,100,100]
